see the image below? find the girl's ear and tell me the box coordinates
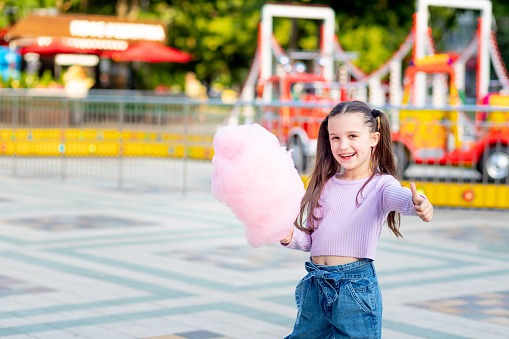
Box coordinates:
[371,132,380,148]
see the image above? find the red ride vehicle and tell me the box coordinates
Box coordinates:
[393,55,509,182]
[258,72,362,172]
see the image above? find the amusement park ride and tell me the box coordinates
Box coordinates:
[235,0,509,189]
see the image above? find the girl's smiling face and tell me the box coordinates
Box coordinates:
[328,112,380,180]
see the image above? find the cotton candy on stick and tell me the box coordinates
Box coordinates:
[211,123,306,248]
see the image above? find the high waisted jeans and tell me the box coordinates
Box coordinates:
[285,259,382,339]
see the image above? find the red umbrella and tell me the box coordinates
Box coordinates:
[112,41,192,63]
[19,39,98,55]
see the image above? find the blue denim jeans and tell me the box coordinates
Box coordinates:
[285,259,382,339]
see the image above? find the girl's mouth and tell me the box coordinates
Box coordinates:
[340,153,356,159]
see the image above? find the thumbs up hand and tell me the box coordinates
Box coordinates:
[410,182,433,222]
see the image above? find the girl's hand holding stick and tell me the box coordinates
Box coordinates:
[280,227,294,245]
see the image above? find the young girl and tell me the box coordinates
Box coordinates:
[280,101,433,339]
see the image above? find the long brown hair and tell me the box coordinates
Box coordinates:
[294,101,403,238]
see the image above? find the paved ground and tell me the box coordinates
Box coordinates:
[0,174,508,339]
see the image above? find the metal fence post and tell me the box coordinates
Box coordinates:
[61,99,68,182]
[118,101,124,190]
[255,104,262,124]
[182,102,189,197]
[12,96,18,177]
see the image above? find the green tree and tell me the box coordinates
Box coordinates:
[153,0,265,87]
[330,0,414,74]
[77,0,265,89]
[492,1,509,70]
[4,0,509,89]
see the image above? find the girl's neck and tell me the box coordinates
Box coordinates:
[337,168,374,181]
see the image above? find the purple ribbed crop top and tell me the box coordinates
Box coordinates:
[284,174,424,260]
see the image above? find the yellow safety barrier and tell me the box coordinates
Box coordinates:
[0,128,214,160]
[0,128,213,142]
[300,176,509,209]
[405,181,509,209]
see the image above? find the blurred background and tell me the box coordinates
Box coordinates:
[1,0,509,96]
[0,0,508,208]
[0,1,508,339]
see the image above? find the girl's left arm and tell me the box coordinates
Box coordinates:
[381,179,433,222]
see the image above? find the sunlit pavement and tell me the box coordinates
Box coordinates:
[0,174,508,339]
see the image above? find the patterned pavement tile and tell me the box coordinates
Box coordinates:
[0,173,508,339]
[175,330,224,339]
[160,245,305,271]
[144,331,231,339]
[0,275,54,297]
[486,317,509,326]
[410,291,509,324]
[420,225,509,253]
[4,215,153,231]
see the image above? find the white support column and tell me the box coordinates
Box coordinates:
[389,60,402,107]
[454,61,466,93]
[415,0,429,107]
[479,2,492,99]
[356,86,368,103]
[369,77,384,107]
[389,60,402,132]
[261,6,273,102]
[321,12,335,82]
[260,4,336,102]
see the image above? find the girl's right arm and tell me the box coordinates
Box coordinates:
[280,226,311,252]
[280,227,293,245]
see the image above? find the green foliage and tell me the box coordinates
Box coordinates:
[5,0,509,89]
[1,0,49,27]
[133,64,186,91]
[339,25,398,74]
[0,70,64,89]
[39,70,52,86]
[273,18,319,50]
[273,18,292,47]
[332,0,414,33]
[492,1,509,70]
[495,19,509,69]
[159,0,264,86]
[331,0,413,73]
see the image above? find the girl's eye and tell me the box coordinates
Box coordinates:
[349,135,357,138]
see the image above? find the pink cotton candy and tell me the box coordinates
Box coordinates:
[211,123,306,248]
